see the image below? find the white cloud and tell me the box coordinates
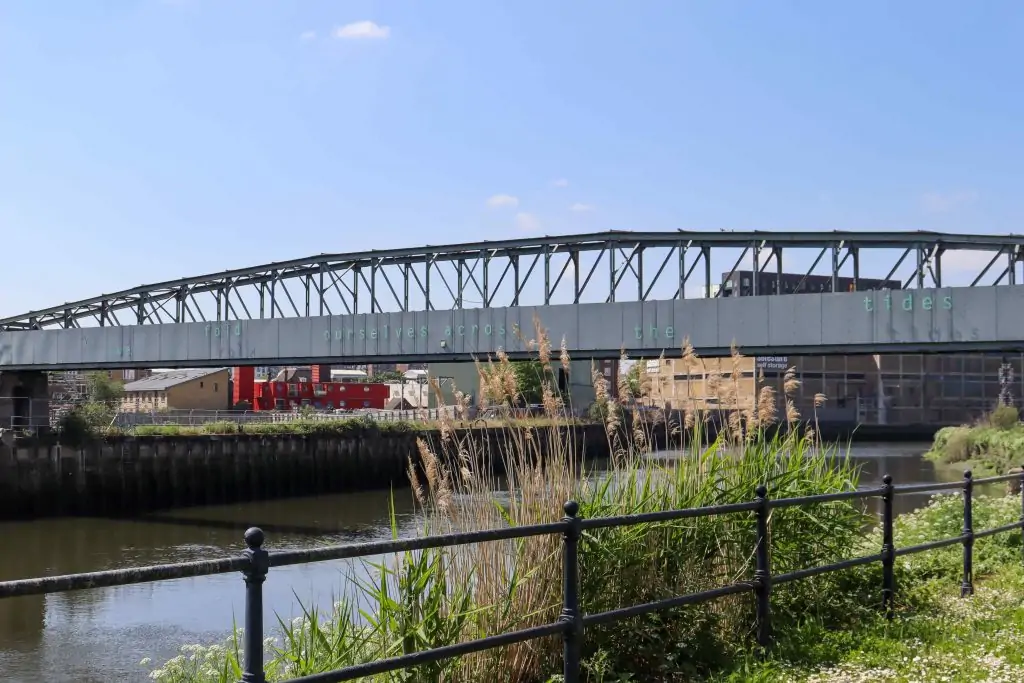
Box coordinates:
[516,212,541,232]
[920,190,978,214]
[299,30,317,42]
[550,178,569,188]
[569,203,594,212]
[486,194,519,209]
[335,21,391,40]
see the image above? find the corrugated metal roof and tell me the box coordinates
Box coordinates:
[123,368,227,392]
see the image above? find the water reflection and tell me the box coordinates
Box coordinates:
[0,442,952,682]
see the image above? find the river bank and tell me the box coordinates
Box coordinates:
[713,493,1024,683]
[924,406,1024,478]
[0,423,610,520]
[714,562,1024,683]
[0,441,939,683]
[137,440,1024,683]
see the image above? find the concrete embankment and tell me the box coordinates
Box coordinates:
[0,425,610,520]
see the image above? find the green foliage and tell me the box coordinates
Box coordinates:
[587,401,609,423]
[990,404,1020,430]
[928,424,1024,475]
[511,360,546,404]
[625,363,641,398]
[86,371,124,405]
[479,359,548,405]
[131,417,418,438]
[56,409,95,447]
[369,371,406,383]
[54,372,125,444]
[575,435,870,680]
[890,492,1022,581]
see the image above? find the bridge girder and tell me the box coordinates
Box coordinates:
[3,230,1023,330]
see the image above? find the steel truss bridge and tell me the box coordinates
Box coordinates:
[2,230,1023,332]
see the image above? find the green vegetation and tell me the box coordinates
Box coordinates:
[926,405,1024,476]
[55,372,125,446]
[144,332,1024,682]
[79,416,574,438]
[130,418,419,437]
[368,371,407,383]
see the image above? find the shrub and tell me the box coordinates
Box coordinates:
[891,492,1023,581]
[942,427,977,463]
[57,409,95,447]
[990,404,1020,430]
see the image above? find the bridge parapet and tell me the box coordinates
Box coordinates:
[2,286,1023,370]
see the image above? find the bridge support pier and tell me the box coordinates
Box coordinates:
[0,371,49,431]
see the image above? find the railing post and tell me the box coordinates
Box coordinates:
[880,474,895,619]
[754,484,772,650]
[962,470,974,597]
[560,501,583,683]
[1019,466,1024,565]
[240,527,270,683]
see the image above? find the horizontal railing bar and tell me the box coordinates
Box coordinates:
[581,582,753,627]
[579,501,761,530]
[773,553,884,585]
[289,621,567,683]
[894,536,963,557]
[971,472,1024,485]
[770,488,883,509]
[270,522,568,568]
[0,556,247,600]
[974,520,1024,539]
[892,481,964,495]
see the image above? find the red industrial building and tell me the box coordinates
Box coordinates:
[232,366,391,412]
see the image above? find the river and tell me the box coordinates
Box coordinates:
[0,442,960,682]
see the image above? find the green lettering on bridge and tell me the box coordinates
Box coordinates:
[863,293,953,313]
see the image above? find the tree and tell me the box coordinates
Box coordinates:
[478,359,547,406]
[63,372,125,434]
[369,371,406,383]
[626,363,642,399]
[512,360,546,405]
[86,372,124,406]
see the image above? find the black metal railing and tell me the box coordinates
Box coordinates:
[2,469,1023,683]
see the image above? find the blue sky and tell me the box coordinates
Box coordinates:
[2,0,1023,316]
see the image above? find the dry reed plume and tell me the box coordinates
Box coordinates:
[400,323,833,681]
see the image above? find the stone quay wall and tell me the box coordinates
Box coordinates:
[0,425,610,520]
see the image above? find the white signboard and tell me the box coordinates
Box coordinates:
[645,360,661,372]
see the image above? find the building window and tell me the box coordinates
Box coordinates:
[326,401,334,410]
[288,384,298,397]
[275,399,285,410]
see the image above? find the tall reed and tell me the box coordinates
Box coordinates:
[150,323,867,683]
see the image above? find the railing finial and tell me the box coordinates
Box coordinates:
[244,526,265,551]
